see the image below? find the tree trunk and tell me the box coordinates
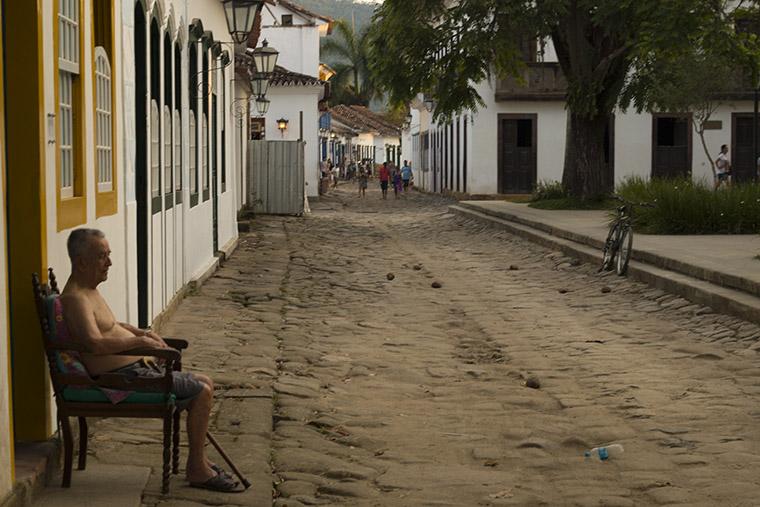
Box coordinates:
[562,112,611,198]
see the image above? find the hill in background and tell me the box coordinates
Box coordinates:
[295,0,377,33]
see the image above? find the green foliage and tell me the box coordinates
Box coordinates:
[322,19,379,106]
[528,197,614,210]
[531,180,567,202]
[298,0,377,33]
[617,176,760,234]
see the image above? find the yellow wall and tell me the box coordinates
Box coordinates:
[5,0,50,441]
[0,0,15,494]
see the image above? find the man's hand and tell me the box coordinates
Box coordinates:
[145,330,170,349]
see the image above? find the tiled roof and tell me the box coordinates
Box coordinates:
[269,66,325,87]
[329,105,401,137]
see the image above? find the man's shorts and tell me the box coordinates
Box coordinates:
[380,180,389,190]
[403,179,410,189]
[717,172,730,181]
[110,359,205,401]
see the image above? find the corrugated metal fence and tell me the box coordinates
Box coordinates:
[247,140,305,215]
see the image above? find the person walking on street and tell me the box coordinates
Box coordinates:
[357,167,368,198]
[715,144,731,190]
[379,162,390,200]
[401,160,413,192]
[392,166,403,199]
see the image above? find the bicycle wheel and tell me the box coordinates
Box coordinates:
[616,225,633,275]
[601,222,620,271]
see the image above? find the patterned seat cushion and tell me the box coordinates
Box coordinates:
[46,295,138,405]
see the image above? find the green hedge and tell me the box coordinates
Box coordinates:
[617,177,760,234]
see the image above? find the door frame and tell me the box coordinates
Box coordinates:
[731,112,759,183]
[134,2,149,327]
[497,113,537,194]
[651,113,692,178]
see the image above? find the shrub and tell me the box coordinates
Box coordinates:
[531,180,566,201]
[616,176,760,234]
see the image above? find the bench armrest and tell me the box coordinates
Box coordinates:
[115,347,181,362]
[162,338,189,350]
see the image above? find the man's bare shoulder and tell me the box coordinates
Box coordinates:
[60,288,92,316]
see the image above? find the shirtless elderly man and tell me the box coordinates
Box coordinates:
[61,228,239,492]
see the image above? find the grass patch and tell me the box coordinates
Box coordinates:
[617,176,760,234]
[529,197,615,210]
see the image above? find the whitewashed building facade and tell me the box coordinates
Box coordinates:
[405,41,756,195]
[0,0,260,499]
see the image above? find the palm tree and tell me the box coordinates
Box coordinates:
[321,20,378,106]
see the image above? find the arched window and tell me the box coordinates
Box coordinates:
[202,113,208,192]
[163,105,172,195]
[150,99,160,198]
[174,109,181,193]
[95,46,112,192]
[174,42,182,197]
[58,0,80,199]
[189,110,197,194]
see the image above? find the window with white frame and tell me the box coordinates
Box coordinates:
[174,109,181,192]
[150,100,160,198]
[190,111,197,194]
[202,113,208,191]
[58,0,79,199]
[163,105,172,195]
[95,46,112,192]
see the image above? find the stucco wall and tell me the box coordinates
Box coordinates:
[260,3,322,78]
[265,86,322,197]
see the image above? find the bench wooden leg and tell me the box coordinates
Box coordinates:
[172,410,180,474]
[60,416,73,488]
[77,416,88,470]
[162,412,172,494]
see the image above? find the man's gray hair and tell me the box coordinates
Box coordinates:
[67,228,105,261]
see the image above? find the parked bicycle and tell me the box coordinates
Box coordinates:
[601,195,654,276]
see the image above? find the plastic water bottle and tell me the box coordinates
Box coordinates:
[585,444,624,461]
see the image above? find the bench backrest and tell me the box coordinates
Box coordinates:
[32,269,90,391]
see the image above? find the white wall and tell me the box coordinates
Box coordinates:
[464,76,755,193]
[468,79,567,194]
[260,3,325,78]
[265,85,322,196]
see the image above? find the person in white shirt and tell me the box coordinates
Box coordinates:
[715,144,731,189]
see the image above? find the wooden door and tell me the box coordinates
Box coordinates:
[731,114,759,183]
[652,115,691,179]
[498,115,536,194]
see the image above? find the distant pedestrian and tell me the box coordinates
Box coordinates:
[378,162,390,200]
[401,160,413,192]
[715,144,731,190]
[357,167,368,198]
[392,166,402,198]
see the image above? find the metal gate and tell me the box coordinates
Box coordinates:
[248,140,305,215]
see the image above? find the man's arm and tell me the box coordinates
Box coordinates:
[62,295,156,355]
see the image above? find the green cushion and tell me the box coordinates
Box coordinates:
[62,387,175,404]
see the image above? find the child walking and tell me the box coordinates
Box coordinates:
[357,168,368,198]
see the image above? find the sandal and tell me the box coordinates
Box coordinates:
[190,472,242,493]
[210,464,233,480]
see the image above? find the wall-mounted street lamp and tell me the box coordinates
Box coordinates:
[221,0,264,44]
[277,117,289,135]
[423,96,436,113]
[255,97,270,115]
[251,72,269,97]
[247,39,279,74]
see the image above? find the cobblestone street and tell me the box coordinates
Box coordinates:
[90,185,760,506]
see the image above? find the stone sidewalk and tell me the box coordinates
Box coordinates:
[451,200,760,323]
